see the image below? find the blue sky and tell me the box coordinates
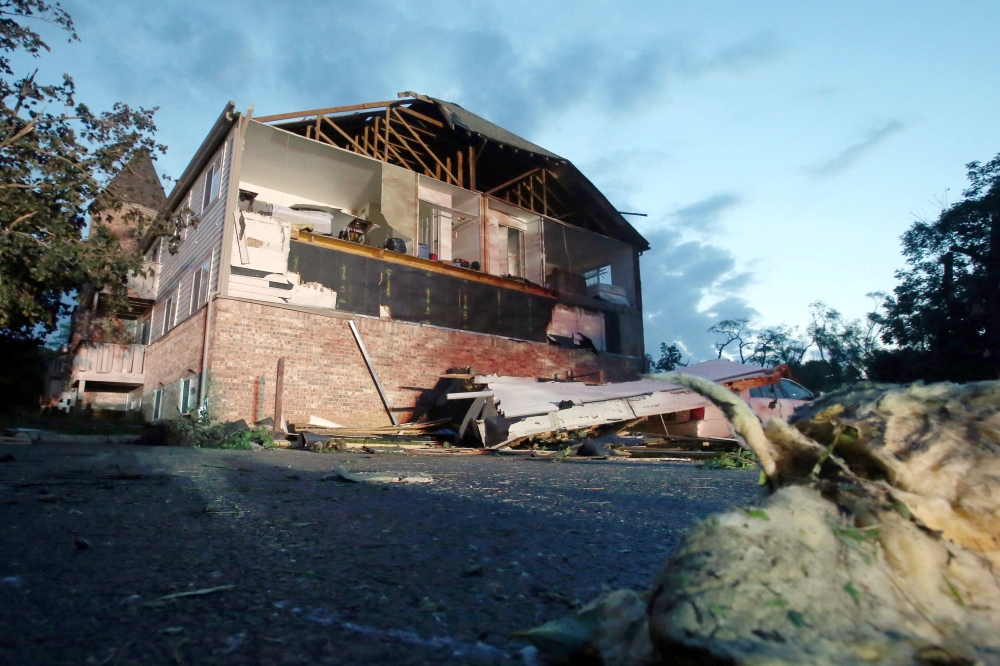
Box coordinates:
[23,0,1000,360]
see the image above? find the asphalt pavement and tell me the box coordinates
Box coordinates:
[0,441,763,665]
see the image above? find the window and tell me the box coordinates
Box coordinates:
[584,265,612,287]
[418,205,441,256]
[137,317,151,345]
[505,226,523,277]
[152,388,163,419]
[780,379,814,400]
[163,294,175,335]
[191,260,210,311]
[146,238,161,263]
[201,155,222,212]
[180,377,197,414]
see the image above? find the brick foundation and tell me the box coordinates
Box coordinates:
[206,298,644,428]
[141,306,208,419]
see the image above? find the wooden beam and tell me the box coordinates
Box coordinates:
[387,122,436,176]
[457,149,464,189]
[321,115,365,153]
[315,127,337,148]
[385,141,416,171]
[397,105,445,128]
[348,320,399,426]
[483,166,542,196]
[383,107,390,161]
[256,99,400,123]
[391,108,457,183]
[542,169,548,216]
[446,156,453,185]
[469,145,476,190]
[363,125,370,155]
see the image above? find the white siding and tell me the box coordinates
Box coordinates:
[150,127,236,343]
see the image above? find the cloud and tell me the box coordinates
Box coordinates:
[670,193,742,233]
[640,227,757,361]
[43,1,783,179]
[807,120,905,179]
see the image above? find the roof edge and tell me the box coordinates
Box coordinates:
[164,101,239,212]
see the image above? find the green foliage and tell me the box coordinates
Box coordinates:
[879,152,1000,382]
[649,342,685,372]
[703,448,757,469]
[844,583,860,605]
[0,334,49,413]
[0,0,189,339]
[166,413,272,449]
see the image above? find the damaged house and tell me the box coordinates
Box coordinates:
[59,92,653,428]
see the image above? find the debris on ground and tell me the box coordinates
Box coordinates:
[321,465,433,484]
[526,376,1000,665]
[153,585,236,602]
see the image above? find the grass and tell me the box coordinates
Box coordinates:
[703,448,758,469]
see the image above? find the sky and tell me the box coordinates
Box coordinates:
[19,0,1000,361]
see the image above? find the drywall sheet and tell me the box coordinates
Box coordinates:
[288,241,557,341]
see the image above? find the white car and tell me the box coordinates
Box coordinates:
[743,378,815,423]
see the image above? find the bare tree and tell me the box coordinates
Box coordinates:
[709,318,751,363]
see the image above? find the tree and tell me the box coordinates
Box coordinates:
[800,294,888,388]
[708,317,751,362]
[650,342,685,372]
[880,154,1000,382]
[0,0,185,339]
[749,325,808,368]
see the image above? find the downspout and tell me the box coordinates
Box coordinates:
[197,292,215,412]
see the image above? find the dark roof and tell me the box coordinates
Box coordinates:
[415,95,647,251]
[427,97,562,160]
[105,150,166,211]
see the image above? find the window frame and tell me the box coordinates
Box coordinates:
[503,225,524,277]
[153,388,163,419]
[162,293,175,335]
[201,152,223,213]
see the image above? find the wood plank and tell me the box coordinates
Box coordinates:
[483,167,542,196]
[457,149,463,189]
[387,122,435,176]
[321,116,365,153]
[349,320,399,426]
[397,105,445,128]
[468,146,475,190]
[296,231,555,298]
[383,107,390,161]
[256,100,400,123]
[391,108,457,183]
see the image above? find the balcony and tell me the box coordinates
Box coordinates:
[72,342,146,391]
[129,260,159,300]
[95,261,158,319]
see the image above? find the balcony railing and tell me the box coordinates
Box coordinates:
[73,342,146,386]
[128,261,159,301]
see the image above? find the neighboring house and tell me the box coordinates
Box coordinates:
[69,93,652,426]
[44,152,166,414]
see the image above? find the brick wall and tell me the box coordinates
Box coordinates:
[141,306,207,419]
[207,298,644,428]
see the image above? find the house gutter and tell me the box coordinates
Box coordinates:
[139,102,240,254]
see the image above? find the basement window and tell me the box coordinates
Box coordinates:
[179,377,197,415]
[153,388,163,419]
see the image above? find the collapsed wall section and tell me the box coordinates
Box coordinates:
[206,297,643,429]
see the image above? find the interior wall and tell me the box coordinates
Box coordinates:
[241,121,381,214]
[379,163,417,253]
